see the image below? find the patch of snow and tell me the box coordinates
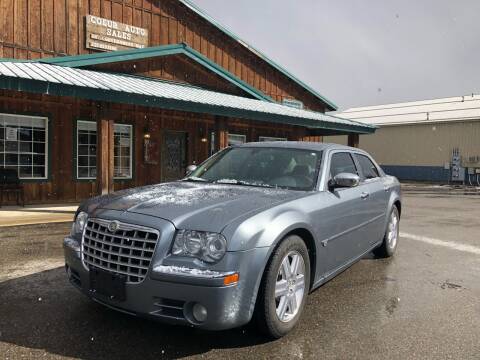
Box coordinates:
[153,265,227,278]
[118,182,289,208]
[0,258,64,282]
[215,178,239,184]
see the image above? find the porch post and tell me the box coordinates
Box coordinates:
[215,117,229,150]
[97,118,115,195]
[348,133,359,148]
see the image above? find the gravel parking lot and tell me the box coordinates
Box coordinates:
[1,191,479,359]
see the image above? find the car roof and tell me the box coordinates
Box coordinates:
[237,141,359,152]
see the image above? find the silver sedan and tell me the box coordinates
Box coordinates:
[64,142,401,338]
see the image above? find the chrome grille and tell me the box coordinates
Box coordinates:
[82,218,159,283]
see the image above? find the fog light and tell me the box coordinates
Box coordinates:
[192,303,208,322]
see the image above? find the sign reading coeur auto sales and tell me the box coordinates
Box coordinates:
[86,15,149,52]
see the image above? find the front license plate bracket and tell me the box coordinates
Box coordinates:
[89,267,126,302]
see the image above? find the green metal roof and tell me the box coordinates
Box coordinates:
[179,0,338,111]
[38,43,272,102]
[0,61,375,134]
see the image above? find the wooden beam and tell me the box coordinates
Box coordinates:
[348,133,360,148]
[215,117,229,150]
[97,118,114,195]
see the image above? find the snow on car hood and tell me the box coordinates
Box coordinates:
[90,182,301,232]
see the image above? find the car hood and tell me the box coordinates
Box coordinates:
[87,182,303,233]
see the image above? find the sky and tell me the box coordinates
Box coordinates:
[192,0,480,111]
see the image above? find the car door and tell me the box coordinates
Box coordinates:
[320,151,372,274]
[353,153,390,245]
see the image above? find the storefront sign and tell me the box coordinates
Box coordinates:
[85,15,149,52]
[5,127,18,141]
[282,98,304,110]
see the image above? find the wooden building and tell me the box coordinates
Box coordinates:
[0,0,375,204]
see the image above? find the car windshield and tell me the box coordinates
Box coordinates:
[187,146,322,191]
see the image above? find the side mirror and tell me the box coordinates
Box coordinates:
[186,164,198,175]
[329,173,360,189]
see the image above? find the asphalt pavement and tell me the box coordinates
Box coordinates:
[0,192,479,359]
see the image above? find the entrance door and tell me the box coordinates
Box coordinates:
[161,131,187,182]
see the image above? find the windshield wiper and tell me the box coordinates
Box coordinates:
[214,179,274,188]
[182,176,209,183]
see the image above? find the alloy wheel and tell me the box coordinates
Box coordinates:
[387,211,399,249]
[275,251,306,322]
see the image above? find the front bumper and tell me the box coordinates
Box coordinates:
[64,237,268,330]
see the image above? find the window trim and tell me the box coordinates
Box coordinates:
[0,112,49,181]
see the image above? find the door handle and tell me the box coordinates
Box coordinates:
[361,192,370,199]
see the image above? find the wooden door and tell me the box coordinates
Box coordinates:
[161,131,187,182]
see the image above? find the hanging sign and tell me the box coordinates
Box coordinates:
[85,15,149,52]
[282,98,304,110]
[6,127,18,141]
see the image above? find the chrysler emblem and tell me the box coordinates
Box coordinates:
[108,220,120,233]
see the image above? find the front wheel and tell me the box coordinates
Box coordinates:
[374,206,400,258]
[255,235,310,339]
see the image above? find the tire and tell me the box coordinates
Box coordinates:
[255,235,311,339]
[373,206,400,258]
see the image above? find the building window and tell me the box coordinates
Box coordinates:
[228,133,246,146]
[77,121,97,179]
[76,121,133,180]
[114,124,132,179]
[259,136,287,142]
[0,113,48,179]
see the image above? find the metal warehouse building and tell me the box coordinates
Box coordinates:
[0,0,374,205]
[331,94,480,183]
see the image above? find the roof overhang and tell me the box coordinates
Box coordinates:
[36,43,272,102]
[0,62,375,134]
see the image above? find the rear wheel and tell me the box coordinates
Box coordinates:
[255,235,310,338]
[374,206,400,258]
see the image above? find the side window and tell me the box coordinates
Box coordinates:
[329,152,358,179]
[356,154,380,180]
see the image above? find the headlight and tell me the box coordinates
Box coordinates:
[172,230,227,263]
[72,211,88,235]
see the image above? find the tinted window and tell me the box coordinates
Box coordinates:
[329,152,358,178]
[356,154,380,179]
